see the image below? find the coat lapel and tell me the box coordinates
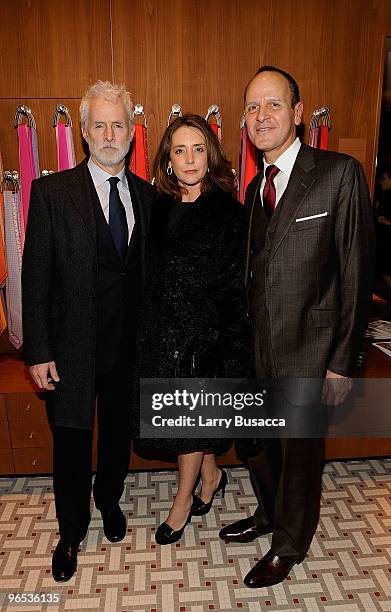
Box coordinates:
[68,159,97,247]
[269,144,317,261]
[125,167,148,278]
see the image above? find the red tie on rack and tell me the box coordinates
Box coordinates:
[210,123,221,140]
[205,105,222,142]
[319,125,328,150]
[262,164,280,221]
[309,107,330,151]
[130,123,150,181]
[239,125,257,204]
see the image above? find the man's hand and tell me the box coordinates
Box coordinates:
[378,215,391,226]
[321,369,353,405]
[29,362,60,390]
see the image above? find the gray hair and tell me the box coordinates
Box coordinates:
[80,80,133,128]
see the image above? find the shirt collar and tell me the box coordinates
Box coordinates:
[263,137,301,176]
[87,157,127,189]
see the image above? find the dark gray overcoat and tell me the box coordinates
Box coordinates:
[22,159,155,429]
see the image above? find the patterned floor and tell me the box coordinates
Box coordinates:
[0,460,390,612]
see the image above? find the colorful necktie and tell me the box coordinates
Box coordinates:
[263,164,280,221]
[108,177,128,263]
[4,190,23,349]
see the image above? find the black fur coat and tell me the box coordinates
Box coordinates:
[136,189,252,452]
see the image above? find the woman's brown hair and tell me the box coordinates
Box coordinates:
[153,114,237,200]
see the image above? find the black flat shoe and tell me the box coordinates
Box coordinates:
[192,469,228,516]
[155,509,193,545]
[52,539,79,582]
[101,505,127,542]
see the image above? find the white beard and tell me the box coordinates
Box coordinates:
[88,139,131,167]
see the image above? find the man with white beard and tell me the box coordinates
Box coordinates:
[22,81,155,582]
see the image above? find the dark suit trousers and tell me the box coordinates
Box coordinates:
[52,354,132,543]
[248,437,324,559]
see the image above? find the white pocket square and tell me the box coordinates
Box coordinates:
[295,212,328,222]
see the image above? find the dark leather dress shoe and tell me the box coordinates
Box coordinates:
[244,549,304,588]
[219,516,272,543]
[101,505,126,542]
[52,539,78,582]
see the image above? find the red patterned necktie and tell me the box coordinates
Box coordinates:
[262,164,280,221]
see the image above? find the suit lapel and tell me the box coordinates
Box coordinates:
[245,171,264,285]
[269,144,317,260]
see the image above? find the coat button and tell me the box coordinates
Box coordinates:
[89,317,94,324]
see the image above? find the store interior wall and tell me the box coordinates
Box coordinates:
[0,0,390,194]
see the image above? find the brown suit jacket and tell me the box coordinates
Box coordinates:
[245,143,375,378]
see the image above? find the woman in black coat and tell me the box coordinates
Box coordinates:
[138,114,251,545]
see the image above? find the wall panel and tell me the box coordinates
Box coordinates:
[112,0,185,166]
[0,0,112,99]
[0,0,389,189]
[112,0,391,191]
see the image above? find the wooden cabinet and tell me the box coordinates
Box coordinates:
[12,447,53,474]
[4,392,53,474]
[0,394,13,474]
[0,387,99,475]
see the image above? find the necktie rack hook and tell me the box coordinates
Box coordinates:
[2,170,20,193]
[14,105,36,129]
[53,104,73,128]
[309,106,331,130]
[133,104,147,127]
[205,104,221,127]
[167,104,182,126]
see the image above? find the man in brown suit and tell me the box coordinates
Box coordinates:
[219,66,374,588]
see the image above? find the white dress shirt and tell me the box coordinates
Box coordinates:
[260,137,301,207]
[87,158,135,242]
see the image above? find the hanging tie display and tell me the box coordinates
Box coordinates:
[238,114,257,204]
[2,171,23,348]
[309,107,331,150]
[205,104,221,141]
[129,104,150,181]
[53,104,76,171]
[14,105,40,241]
[0,148,7,336]
[167,104,182,126]
[0,289,6,337]
[0,149,7,288]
